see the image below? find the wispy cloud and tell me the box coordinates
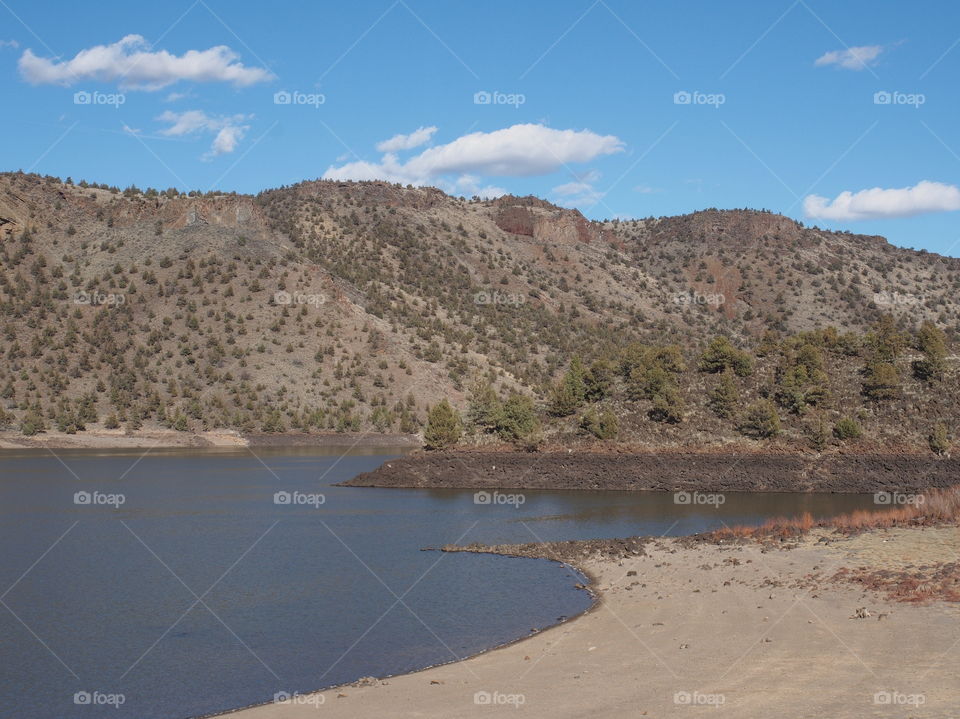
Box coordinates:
[814,44,885,71]
[552,170,605,208]
[376,126,437,153]
[156,110,251,159]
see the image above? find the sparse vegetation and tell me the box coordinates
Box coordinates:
[0,172,955,452]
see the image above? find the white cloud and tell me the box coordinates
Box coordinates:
[324,124,624,187]
[551,175,605,208]
[210,125,245,156]
[156,109,250,158]
[376,126,437,153]
[804,181,960,221]
[18,34,273,90]
[814,44,885,71]
[633,184,660,194]
[0,40,19,49]
[455,175,507,200]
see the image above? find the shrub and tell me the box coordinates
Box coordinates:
[21,411,46,436]
[775,344,830,414]
[698,336,752,377]
[913,321,947,382]
[495,393,539,442]
[424,399,462,449]
[628,365,672,401]
[467,379,501,432]
[866,315,906,363]
[648,387,684,424]
[580,408,619,439]
[833,417,862,441]
[548,358,587,417]
[805,415,829,451]
[584,359,615,401]
[738,400,780,438]
[708,370,739,418]
[929,423,950,456]
[863,361,900,400]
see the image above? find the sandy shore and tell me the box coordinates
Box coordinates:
[0,430,419,450]
[226,526,959,718]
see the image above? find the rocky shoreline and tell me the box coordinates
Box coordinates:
[342,449,959,493]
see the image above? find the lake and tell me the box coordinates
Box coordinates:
[0,447,878,718]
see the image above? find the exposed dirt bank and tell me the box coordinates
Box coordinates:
[343,449,959,493]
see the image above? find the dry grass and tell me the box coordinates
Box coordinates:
[833,564,960,603]
[710,485,960,541]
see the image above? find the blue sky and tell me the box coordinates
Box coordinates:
[1,0,959,254]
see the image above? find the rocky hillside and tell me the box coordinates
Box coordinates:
[0,170,956,446]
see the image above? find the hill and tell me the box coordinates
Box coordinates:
[0,170,956,450]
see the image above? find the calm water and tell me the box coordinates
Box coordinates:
[0,447,878,718]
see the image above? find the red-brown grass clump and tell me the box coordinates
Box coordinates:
[833,564,960,603]
[710,485,960,542]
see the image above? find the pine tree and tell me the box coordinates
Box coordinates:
[467,379,501,432]
[738,400,781,438]
[424,399,463,449]
[707,370,739,418]
[929,423,950,456]
[548,357,587,416]
[698,336,752,377]
[496,394,539,441]
[913,321,947,382]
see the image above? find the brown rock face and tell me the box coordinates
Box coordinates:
[493,195,612,245]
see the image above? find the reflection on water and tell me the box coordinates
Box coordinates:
[0,447,877,718]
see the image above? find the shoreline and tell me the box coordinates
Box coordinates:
[343,448,959,493]
[0,430,421,451]
[226,524,960,718]
[205,557,601,719]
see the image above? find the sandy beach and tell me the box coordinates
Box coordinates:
[0,429,419,450]
[227,526,959,718]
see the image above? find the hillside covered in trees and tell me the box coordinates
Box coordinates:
[0,170,956,452]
